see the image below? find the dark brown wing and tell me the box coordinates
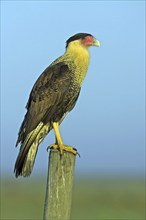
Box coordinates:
[16,62,71,145]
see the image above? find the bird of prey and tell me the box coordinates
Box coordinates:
[14,33,100,177]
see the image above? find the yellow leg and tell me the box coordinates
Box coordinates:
[53,122,63,146]
[50,122,78,155]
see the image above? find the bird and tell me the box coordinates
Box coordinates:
[14,33,100,177]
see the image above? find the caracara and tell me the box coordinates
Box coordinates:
[14,33,100,177]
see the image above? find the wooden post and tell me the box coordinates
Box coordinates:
[43,149,76,220]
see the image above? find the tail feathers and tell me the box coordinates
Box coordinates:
[18,141,39,177]
[14,122,50,177]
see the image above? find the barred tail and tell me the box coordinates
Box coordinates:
[14,122,51,177]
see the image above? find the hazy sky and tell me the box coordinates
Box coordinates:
[1,1,145,177]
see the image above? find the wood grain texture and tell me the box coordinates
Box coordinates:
[43,149,76,220]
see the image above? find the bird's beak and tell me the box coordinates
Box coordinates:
[92,38,100,47]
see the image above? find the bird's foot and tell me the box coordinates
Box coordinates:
[48,144,80,157]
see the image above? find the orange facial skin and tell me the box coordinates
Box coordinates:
[81,36,95,46]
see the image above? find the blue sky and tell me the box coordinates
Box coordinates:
[1,1,145,177]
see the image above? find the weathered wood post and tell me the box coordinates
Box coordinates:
[43,149,76,220]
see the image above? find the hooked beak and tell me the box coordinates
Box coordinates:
[92,38,100,47]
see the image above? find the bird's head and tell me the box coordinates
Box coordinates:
[66,33,100,49]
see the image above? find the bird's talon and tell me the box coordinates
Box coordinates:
[46,146,51,152]
[49,144,58,150]
[48,144,79,156]
[76,151,81,157]
[63,145,80,157]
[72,147,80,157]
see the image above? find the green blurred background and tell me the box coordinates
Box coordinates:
[1,175,145,219]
